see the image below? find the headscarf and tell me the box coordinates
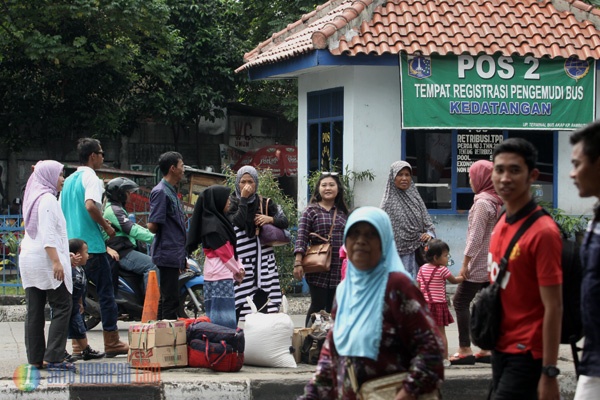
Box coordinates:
[333,206,410,360]
[380,161,435,254]
[234,166,260,236]
[469,160,503,212]
[23,160,64,240]
[186,185,237,256]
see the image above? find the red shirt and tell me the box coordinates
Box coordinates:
[489,204,562,359]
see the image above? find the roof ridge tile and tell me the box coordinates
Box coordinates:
[238,0,600,74]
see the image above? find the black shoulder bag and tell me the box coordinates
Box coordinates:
[470,209,545,350]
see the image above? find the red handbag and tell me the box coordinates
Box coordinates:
[188,339,244,372]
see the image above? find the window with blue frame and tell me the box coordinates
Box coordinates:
[307,88,343,174]
[404,130,555,213]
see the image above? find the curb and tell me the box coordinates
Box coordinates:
[0,370,576,400]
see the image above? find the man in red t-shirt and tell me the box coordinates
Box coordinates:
[489,138,563,400]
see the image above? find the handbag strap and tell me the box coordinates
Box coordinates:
[308,207,338,243]
[495,209,545,284]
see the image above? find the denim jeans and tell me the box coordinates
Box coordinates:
[84,253,118,332]
[68,266,87,339]
[119,250,159,293]
[491,350,542,399]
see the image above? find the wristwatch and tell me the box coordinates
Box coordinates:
[542,365,560,378]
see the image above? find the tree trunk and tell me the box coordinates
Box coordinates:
[7,151,18,206]
[120,135,129,170]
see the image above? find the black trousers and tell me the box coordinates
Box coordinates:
[305,283,336,327]
[157,266,180,319]
[452,280,487,348]
[491,350,542,399]
[25,283,72,364]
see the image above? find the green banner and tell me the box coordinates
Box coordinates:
[400,54,595,130]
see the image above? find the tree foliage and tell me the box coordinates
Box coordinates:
[0,0,180,152]
[0,0,317,153]
[142,0,246,146]
[0,0,248,154]
[235,0,317,123]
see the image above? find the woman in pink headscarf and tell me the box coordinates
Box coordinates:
[450,160,503,365]
[20,160,74,371]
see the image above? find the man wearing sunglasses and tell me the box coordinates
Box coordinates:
[61,138,129,358]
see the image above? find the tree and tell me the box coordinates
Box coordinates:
[236,0,317,123]
[141,0,246,155]
[0,0,180,154]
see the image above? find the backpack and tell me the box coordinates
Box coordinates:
[559,236,583,344]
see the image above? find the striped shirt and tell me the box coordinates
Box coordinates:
[417,263,451,304]
[464,198,499,283]
[295,203,347,289]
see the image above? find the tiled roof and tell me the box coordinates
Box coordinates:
[236,0,600,73]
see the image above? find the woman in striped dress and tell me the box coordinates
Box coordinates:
[228,166,288,321]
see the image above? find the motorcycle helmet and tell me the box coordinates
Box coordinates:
[106,177,139,204]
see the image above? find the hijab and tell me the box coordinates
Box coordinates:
[333,206,410,360]
[380,161,435,254]
[186,185,237,255]
[23,160,64,240]
[469,160,503,212]
[234,166,260,237]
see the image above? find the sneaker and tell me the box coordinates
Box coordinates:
[443,359,452,368]
[45,361,77,372]
[82,345,106,361]
[64,350,78,363]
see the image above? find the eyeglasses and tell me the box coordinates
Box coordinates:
[320,171,339,177]
[94,151,104,156]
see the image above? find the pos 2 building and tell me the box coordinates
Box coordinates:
[237,0,600,271]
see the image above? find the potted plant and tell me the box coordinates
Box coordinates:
[0,231,21,269]
[544,207,590,243]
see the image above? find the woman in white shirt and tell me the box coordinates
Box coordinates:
[20,160,74,371]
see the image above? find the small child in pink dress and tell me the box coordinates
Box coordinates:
[416,239,464,366]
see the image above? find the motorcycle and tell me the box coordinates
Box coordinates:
[84,258,205,330]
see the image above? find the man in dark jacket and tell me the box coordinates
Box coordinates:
[147,152,186,319]
[570,122,600,399]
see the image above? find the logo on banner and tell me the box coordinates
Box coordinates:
[407,55,432,79]
[564,56,590,81]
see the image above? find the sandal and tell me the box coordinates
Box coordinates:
[449,353,476,365]
[44,361,77,372]
[474,352,492,364]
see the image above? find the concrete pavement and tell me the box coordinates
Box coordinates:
[0,306,580,399]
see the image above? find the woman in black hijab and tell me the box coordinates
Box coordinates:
[187,185,245,329]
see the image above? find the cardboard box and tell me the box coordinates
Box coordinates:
[128,320,188,368]
[292,327,314,363]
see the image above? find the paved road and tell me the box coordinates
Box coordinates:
[0,311,579,399]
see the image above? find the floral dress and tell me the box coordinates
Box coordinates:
[298,272,444,399]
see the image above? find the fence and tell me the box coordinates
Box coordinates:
[0,215,24,295]
[0,211,197,294]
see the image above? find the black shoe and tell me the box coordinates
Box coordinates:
[64,350,78,363]
[82,345,106,360]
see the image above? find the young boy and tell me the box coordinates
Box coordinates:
[66,239,105,361]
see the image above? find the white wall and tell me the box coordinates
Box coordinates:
[298,64,597,218]
[297,65,402,209]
